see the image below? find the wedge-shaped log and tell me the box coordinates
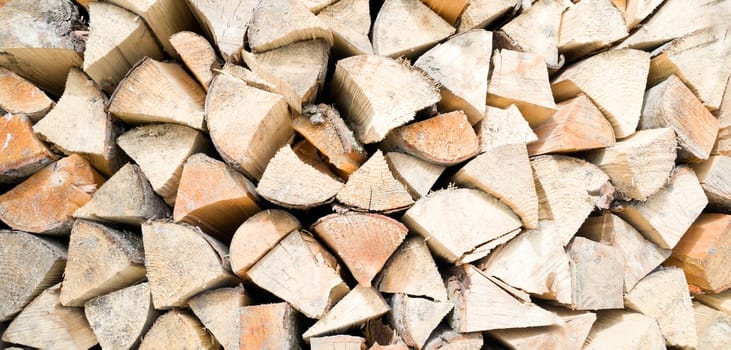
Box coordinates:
[376,237,448,302]
[248,0,333,53]
[552,49,650,138]
[458,0,517,32]
[139,310,218,350]
[612,0,664,30]
[694,301,731,350]
[311,335,366,350]
[303,285,390,340]
[567,237,624,310]
[206,75,292,180]
[557,0,628,58]
[372,0,455,58]
[0,114,56,183]
[696,290,731,314]
[423,326,483,350]
[331,55,440,144]
[389,294,453,349]
[240,302,300,350]
[714,79,731,156]
[583,310,665,350]
[384,152,444,199]
[694,156,731,212]
[414,30,492,124]
[109,57,206,131]
[477,105,537,151]
[186,0,257,61]
[84,282,157,350]
[612,166,707,249]
[586,128,676,201]
[189,285,252,350]
[317,0,373,56]
[336,150,414,212]
[0,154,104,234]
[403,188,522,263]
[248,230,349,319]
[230,210,301,278]
[0,67,53,121]
[499,0,568,68]
[527,95,615,156]
[489,307,596,350]
[169,31,219,91]
[60,220,145,307]
[0,230,66,322]
[142,221,237,309]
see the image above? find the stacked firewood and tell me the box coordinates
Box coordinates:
[1,0,731,349]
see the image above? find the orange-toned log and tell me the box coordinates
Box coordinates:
[0,113,57,183]
[239,302,299,350]
[0,68,54,122]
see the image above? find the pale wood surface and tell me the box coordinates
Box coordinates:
[489,307,596,350]
[389,293,453,349]
[567,237,624,310]
[376,236,448,302]
[614,0,664,29]
[311,335,367,350]
[557,0,628,59]
[317,0,373,56]
[336,150,413,212]
[583,310,665,350]
[240,49,304,113]
[499,0,568,68]
[186,0,257,61]
[384,152,444,199]
[217,62,276,92]
[477,105,537,151]
[247,0,333,53]
[423,327,483,350]
[239,302,300,350]
[694,155,731,212]
[0,67,53,121]
[694,301,731,350]
[696,290,731,315]
[458,0,518,32]
[713,78,731,156]
[169,31,220,91]
[0,113,56,183]
[189,285,252,350]
[372,0,455,58]
[303,285,390,340]
[138,310,218,350]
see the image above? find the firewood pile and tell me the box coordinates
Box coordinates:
[1,0,731,349]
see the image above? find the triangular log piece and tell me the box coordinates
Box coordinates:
[527,95,616,156]
[403,188,522,263]
[376,236,448,302]
[206,74,293,180]
[141,221,237,309]
[551,49,650,138]
[498,0,568,68]
[116,123,211,206]
[0,0,84,95]
[138,310,219,350]
[696,290,731,314]
[247,230,349,319]
[0,230,66,322]
[557,0,628,59]
[33,68,124,176]
[303,285,390,341]
[0,113,56,183]
[694,301,731,350]
[488,308,597,350]
[108,57,206,131]
[612,166,707,249]
[583,310,665,350]
[579,213,671,292]
[414,30,492,125]
[312,213,408,285]
[1,283,97,349]
[230,209,301,278]
[487,49,557,126]
[0,67,53,122]
[84,282,158,350]
[384,152,444,199]
[713,79,731,156]
[247,0,333,53]
[423,326,483,350]
[664,214,731,293]
[612,0,664,30]
[447,264,560,332]
[330,55,440,144]
[186,0,257,61]
[239,302,300,350]
[454,144,538,229]
[311,335,367,350]
[458,0,518,32]
[531,155,614,245]
[477,105,538,151]
[372,0,455,58]
[169,31,221,91]
[174,153,261,242]
[624,268,697,348]
[0,154,104,234]
[420,0,469,24]
[585,128,676,201]
[83,2,163,93]
[317,0,373,56]
[693,156,731,212]
[240,49,304,114]
[217,62,276,92]
[382,111,479,166]
[566,237,624,310]
[60,220,145,307]
[336,150,414,212]
[388,294,453,349]
[189,285,252,350]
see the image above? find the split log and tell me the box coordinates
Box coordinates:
[531,155,614,245]
[108,57,207,131]
[317,0,373,56]
[612,0,664,30]
[174,153,260,241]
[141,221,237,309]
[664,214,731,293]
[447,264,559,332]
[376,236,448,302]
[388,294,453,349]
[693,156,731,211]
[1,284,97,349]
[714,79,731,157]
[498,0,568,68]
[612,166,708,249]
[60,220,145,307]
[579,213,671,292]
[583,310,665,350]
[0,113,56,183]
[257,145,344,209]
[696,290,731,314]
[0,230,66,321]
[84,282,157,350]
[247,230,349,319]
[372,0,455,58]
[312,213,408,285]
[206,74,293,180]
[311,335,366,350]
[694,301,731,350]
[527,95,615,156]
[640,74,719,161]
[421,0,469,24]
[330,55,440,144]
[303,285,390,340]
[477,105,537,151]
[0,154,104,234]
[74,163,170,226]
[423,327,483,350]
[566,237,624,310]
[488,307,596,350]
[116,123,211,205]
[138,310,218,350]
[230,209,301,277]
[487,49,557,126]
[624,268,697,348]
[585,127,677,201]
[454,144,538,228]
[557,0,628,59]
[239,302,300,350]
[384,152,444,199]
[0,0,84,95]
[0,67,53,121]
[83,2,163,93]
[403,188,522,263]
[336,150,414,212]
[189,285,252,350]
[552,49,650,138]
[169,31,220,91]
[458,0,518,32]
[414,30,492,125]
[240,49,303,113]
[247,0,333,53]
[186,0,257,61]
[33,68,124,176]
[217,62,276,92]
